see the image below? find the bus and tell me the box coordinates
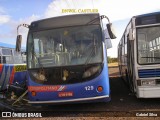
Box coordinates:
[0,46,27,91]
[118,12,160,98]
[16,13,116,104]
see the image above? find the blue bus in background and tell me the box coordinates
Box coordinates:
[16,14,116,104]
[0,46,27,91]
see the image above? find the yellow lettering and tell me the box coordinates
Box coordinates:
[14,65,26,72]
[62,9,76,13]
[62,9,98,13]
[62,9,65,13]
[78,9,81,13]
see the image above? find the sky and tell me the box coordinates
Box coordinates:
[0,0,160,58]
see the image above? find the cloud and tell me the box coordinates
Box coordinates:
[104,0,160,21]
[0,7,5,13]
[0,14,40,47]
[0,15,10,24]
[45,0,160,21]
[0,7,10,25]
[44,0,160,58]
[10,14,40,46]
[0,4,40,46]
[1,0,160,54]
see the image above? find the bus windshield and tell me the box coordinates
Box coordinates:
[27,25,103,68]
[137,26,160,64]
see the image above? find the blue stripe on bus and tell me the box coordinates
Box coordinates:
[0,64,27,91]
[138,69,160,78]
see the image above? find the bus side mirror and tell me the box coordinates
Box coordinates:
[105,39,112,49]
[104,29,112,49]
[106,23,117,39]
[16,35,22,52]
[129,29,135,40]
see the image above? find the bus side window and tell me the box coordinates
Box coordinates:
[3,56,6,63]
[0,56,6,64]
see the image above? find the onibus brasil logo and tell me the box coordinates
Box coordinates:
[2,112,42,118]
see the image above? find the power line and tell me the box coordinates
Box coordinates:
[92,0,94,9]
[58,1,64,15]
[52,2,62,15]
[64,0,70,8]
[53,2,60,11]
[71,0,76,9]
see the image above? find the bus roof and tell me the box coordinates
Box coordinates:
[134,11,160,25]
[30,13,100,30]
[135,11,160,18]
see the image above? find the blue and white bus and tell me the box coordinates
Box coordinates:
[16,14,116,104]
[118,12,160,98]
[0,46,26,91]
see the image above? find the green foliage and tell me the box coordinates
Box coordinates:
[107,57,118,63]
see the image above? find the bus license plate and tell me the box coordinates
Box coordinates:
[58,91,73,97]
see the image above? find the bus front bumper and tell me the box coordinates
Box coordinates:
[137,86,160,98]
[28,95,110,104]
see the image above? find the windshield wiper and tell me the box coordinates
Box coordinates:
[84,43,97,65]
[33,52,44,68]
[30,43,44,69]
[84,47,95,65]
[141,57,160,59]
[84,34,97,65]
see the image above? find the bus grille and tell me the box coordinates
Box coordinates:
[138,69,160,78]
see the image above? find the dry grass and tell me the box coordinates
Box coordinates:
[108,62,118,67]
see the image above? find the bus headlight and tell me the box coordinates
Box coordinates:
[32,72,46,81]
[82,66,101,78]
[142,80,155,86]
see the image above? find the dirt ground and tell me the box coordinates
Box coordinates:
[1,66,160,120]
[108,62,118,67]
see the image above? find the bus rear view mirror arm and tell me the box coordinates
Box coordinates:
[100,15,116,39]
[15,24,29,52]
